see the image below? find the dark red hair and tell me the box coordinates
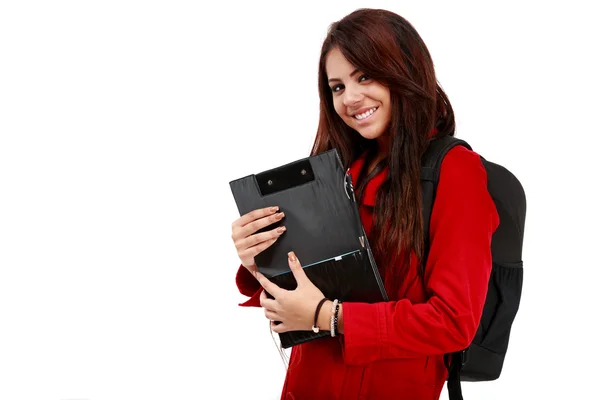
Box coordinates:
[310,8,455,297]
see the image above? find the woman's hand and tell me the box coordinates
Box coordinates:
[231,206,286,277]
[256,251,326,333]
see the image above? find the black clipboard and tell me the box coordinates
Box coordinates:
[229,149,388,348]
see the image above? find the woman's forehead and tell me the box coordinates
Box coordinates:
[325,48,357,78]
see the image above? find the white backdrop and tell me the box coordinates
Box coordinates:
[1,1,598,399]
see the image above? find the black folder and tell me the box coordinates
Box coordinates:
[229,149,388,348]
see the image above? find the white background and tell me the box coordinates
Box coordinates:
[1,1,598,399]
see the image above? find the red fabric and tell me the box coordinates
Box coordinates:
[234,145,499,400]
[235,264,262,307]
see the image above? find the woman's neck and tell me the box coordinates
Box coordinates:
[366,150,388,175]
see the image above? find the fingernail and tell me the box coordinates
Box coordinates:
[277,226,286,234]
[270,206,279,213]
[288,251,297,262]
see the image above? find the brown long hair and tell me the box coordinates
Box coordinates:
[310,8,455,297]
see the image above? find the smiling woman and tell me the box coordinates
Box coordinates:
[326,49,392,143]
[230,8,499,400]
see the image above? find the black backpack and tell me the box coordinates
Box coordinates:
[420,136,526,400]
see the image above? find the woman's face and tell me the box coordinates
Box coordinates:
[325,47,392,142]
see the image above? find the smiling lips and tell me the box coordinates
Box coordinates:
[353,107,378,123]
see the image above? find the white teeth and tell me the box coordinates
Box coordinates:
[354,107,377,120]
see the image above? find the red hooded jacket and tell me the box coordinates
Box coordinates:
[235,144,499,400]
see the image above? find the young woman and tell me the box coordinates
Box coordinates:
[230,8,499,400]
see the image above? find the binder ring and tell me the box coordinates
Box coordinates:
[344,168,352,200]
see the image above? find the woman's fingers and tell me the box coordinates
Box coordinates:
[240,212,285,241]
[256,272,285,299]
[232,207,285,241]
[261,291,282,322]
[232,206,279,231]
[270,321,289,333]
[231,206,287,269]
[264,310,279,321]
[260,290,278,309]
[238,235,279,262]
[238,226,286,253]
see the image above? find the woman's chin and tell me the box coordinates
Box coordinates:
[356,128,384,141]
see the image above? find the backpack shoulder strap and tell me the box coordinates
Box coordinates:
[421,136,472,183]
[421,136,472,245]
[420,136,473,400]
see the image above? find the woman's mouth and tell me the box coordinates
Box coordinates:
[353,107,378,123]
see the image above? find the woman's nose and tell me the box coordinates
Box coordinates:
[343,86,363,107]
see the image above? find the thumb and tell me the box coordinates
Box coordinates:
[288,251,308,287]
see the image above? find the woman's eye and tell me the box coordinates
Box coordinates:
[331,84,344,93]
[359,75,370,83]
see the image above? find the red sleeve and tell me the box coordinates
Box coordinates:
[342,146,500,365]
[235,265,262,307]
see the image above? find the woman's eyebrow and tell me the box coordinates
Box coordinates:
[328,69,360,83]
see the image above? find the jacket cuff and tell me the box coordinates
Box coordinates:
[342,302,388,365]
[238,287,262,307]
[235,265,262,307]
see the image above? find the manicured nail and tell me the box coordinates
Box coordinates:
[288,251,297,262]
[270,206,279,213]
[277,226,286,234]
